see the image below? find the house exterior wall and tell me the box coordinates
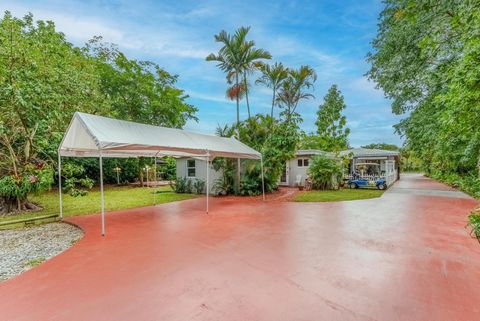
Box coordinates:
[287,156,312,186]
[176,150,400,190]
[176,158,222,194]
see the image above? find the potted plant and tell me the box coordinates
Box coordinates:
[298,181,305,191]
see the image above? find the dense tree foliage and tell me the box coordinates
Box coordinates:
[367,0,480,196]
[276,65,317,122]
[308,155,343,190]
[238,115,300,195]
[301,85,350,152]
[361,143,398,151]
[0,12,197,213]
[213,115,300,195]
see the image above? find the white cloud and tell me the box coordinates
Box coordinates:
[188,91,233,104]
[4,4,124,44]
[0,0,402,145]
[2,2,214,59]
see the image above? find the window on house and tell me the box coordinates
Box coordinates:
[187,159,196,177]
[297,158,310,167]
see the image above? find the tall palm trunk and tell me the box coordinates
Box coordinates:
[270,86,276,119]
[235,73,241,194]
[243,73,251,118]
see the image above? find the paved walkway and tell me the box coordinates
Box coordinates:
[1,174,479,320]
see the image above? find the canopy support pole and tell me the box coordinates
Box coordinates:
[206,151,210,214]
[260,154,265,201]
[58,153,63,220]
[153,153,158,206]
[99,151,105,237]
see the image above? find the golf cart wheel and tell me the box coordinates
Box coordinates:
[349,183,358,189]
[377,183,387,190]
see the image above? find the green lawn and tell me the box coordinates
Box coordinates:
[294,188,384,202]
[0,185,197,224]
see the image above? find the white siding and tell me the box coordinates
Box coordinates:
[175,158,221,194]
[288,156,311,186]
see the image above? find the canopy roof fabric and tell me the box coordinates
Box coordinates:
[59,112,261,159]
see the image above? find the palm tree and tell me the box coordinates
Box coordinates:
[206,26,270,192]
[256,62,288,118]
[207,26,271,123]
[276,65,317,121]
[241,57,270,118]
[215,123,235,138]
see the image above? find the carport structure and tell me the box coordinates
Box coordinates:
[58,112,264,236]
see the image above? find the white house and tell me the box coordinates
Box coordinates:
[280,148,400,187]
[175,148,400,193]
[176,158,222,193]
[278,150,334,187]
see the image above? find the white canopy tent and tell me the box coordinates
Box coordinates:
[58,112,265,236]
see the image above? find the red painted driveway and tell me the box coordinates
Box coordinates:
[1,173,479,320]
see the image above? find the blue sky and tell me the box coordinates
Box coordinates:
[2,0,404,147]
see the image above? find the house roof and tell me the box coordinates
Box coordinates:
[295,149,334,157]
[338,148,400,158]
[295,148,400,158]
[59,112,261,159]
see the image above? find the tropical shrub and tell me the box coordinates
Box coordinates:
[193,179,206,194]
[239,114,299,195]
[171,177,188,193]
[158,157,176,180]
[429,172,480,199]
[212,115,300,196]
[308,155,343,190]
[171,177,205,194]
[239,160,277,196]
[468,213,480,243]
[0,165,54,213]
[60,163,94,196]
[212,157,236,196]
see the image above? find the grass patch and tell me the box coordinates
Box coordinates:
[0,185,197,224]
[294,188,384,202]
[468,211,480,243]
[24,257,46,268]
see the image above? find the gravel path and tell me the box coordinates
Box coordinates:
[0,223,83,281]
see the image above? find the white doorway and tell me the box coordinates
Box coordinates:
[279,162,289,186]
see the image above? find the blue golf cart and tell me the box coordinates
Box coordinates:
[347,177,387,190]
[347,163,388,190]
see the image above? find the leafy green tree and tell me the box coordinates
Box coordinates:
[361,143,399,151]
[313,85,350,152]
[276,65,317,122]
[0,12,105,212]
[87,38,197,128]
[255,62,289,118]
[238,115,300,195]
[0,12,198,213]
[367,1,480,180]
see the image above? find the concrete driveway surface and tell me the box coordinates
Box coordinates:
[0,173,479,321]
